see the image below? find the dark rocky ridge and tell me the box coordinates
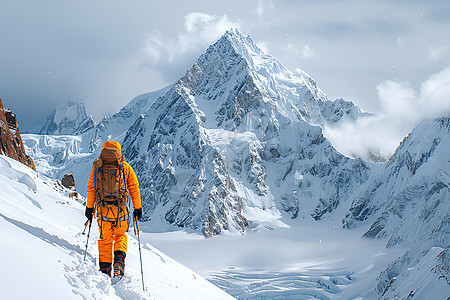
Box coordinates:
[0,99,35,170]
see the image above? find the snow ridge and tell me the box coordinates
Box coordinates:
[343,116,450,297]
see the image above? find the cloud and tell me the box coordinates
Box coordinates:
[142,12,239,80]
[323,67,450,160]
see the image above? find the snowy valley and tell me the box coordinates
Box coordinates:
[3,29,448,299]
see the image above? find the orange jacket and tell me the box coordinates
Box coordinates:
[86,141,141,210]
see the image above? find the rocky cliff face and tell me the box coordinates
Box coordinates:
[116,29,372,236]
[0,99,35,170]
[122,87,249,237]
[343,117,449,245]
[23,30,374,237]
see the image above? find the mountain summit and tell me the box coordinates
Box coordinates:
[39,101,95,135]
[28,30,372,236]
[187,29,365,130]
[118,29,371,236]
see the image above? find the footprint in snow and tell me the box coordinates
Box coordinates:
[63,252,155,300]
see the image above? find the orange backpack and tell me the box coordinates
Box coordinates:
[93,147,128,207]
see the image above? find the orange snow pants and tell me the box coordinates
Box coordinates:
[96,205,129,263]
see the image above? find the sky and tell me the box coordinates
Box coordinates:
[1,0,449,157]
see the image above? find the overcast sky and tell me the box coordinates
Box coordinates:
[1,0,449,139]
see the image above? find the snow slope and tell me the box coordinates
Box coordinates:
[0,154,234,299]
[343,117,450,298]
[112,28,374,237]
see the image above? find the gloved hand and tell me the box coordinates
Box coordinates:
[133,208,142,221]
[85,207,94,221]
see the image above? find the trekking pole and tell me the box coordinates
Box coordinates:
[83,219,92,262]
[82,219,90,234]
[134,215,145,291]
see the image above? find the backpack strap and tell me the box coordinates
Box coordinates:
[94,167,100,206]
[94,166,105,204]
[120,155,127,191]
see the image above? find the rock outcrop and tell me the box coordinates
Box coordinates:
[61,173,76,190]
[0,99,35,170]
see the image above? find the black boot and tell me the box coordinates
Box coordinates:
[113,250,126,278]
[99,262,111,277]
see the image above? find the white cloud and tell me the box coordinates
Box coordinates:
[377,80,417,122]
[143,31,166,65]
[323,67,450,160]
[282,43,299,54]
[143,12,239,68]
[184,12,216,32]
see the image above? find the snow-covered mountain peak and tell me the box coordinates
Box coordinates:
[220,28,265,67]
[19,30,450,298]
[39,100,95,135]
[26,30,372,238]
[215,29,323,96]
[53,101,87,123]
[194,29,360,130]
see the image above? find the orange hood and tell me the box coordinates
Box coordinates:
[102,140,121,152]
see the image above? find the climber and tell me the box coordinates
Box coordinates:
[84,140,142,279]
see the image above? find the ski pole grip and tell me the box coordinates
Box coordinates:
[134,215,140,233]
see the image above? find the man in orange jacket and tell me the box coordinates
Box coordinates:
[85,141,142,278]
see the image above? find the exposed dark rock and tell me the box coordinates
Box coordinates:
[0,99,35,170]
[62,173,76,190]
